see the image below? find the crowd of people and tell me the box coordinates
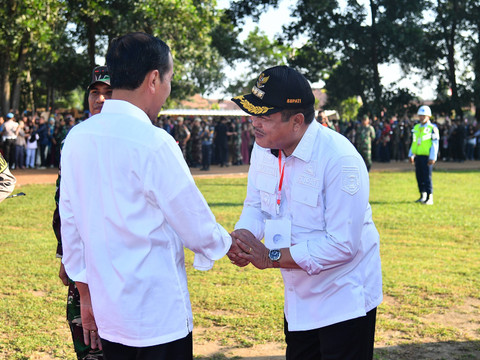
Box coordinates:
[0,111,75,170]
[1,105,480,172]
[319,113,480,164]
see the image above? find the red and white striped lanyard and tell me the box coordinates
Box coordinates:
[276,150,286,215]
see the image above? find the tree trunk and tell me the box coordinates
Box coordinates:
[369,0,382,117]
[473,22,480,123]
[86,18,96,69]
[0,51,11,113]
[443,0,462,119]
[11,32,30,112]
[25,70,34,113]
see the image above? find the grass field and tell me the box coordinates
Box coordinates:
[0,170,479,359]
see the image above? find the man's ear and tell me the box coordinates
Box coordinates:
[147,69,160,93]
[292,112,305,131]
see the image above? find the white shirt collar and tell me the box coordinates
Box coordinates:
[101,99,152,125]
[290,120,320,163]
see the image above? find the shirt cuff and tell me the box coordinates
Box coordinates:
[235,219,265,241]
[290,242,324,276]
[62,260,87,283]
[193,254,214,271]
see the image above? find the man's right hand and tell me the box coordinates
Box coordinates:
[227,229,255,267]
[59,262,68,286]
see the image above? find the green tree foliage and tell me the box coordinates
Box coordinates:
[2,0,229,112]
[285,0,428,116]
[224,28,292,96]
[66,0,226,106]
[0,0,65,113]
[338,96,362,122]
[425,0,469,119]
[461,0,480,121]
[228,0,433,117]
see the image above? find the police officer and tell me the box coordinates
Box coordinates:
[0,152,16,202]
[408,105,439,205]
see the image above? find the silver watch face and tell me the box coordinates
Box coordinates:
[269,249,281,261]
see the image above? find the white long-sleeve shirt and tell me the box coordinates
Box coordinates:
[60,99,231,347]
[235,120,383,331]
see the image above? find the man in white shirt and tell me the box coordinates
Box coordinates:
[2,113,18,169]
[228,65,383,360]
[60,32,233,359]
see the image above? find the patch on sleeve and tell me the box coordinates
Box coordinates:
[341,166,360,195]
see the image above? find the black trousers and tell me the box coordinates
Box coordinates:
[101,332,192,360]
[3,139,16,166]
[284,308,377,360]
[414,155,433,194]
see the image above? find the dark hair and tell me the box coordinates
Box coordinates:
[281,105,315,124]
[106,32,171,90]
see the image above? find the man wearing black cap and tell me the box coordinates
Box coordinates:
[87,66,112,117]
[53,65,111,360]
[228,65,383,360]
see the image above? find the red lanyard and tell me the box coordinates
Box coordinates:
[277,151,286,214]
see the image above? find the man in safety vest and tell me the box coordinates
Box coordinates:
[408,105,439,205]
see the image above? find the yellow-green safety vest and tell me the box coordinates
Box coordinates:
[411,123,435,156]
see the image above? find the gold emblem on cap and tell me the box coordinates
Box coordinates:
[233,96,274,115]
[256,73,269,88]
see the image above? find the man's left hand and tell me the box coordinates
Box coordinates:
[76,282,103,350]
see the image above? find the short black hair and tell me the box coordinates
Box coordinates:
[106,32,171,90]
[281,105,315,124]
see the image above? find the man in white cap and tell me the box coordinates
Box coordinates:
[2,113,18,169]
[228,65,383,360]
[408,105,439,205]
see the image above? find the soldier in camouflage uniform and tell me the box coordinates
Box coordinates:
[230,117,242,165]
[52,66,111,360]
[174,116,191,161]
[355,115,376,171]
[190,117,203,167]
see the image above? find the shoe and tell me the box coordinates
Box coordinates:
[415,192,427,203]
[422,194,433,205]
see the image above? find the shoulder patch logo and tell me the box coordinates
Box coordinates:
[341,166,360,195]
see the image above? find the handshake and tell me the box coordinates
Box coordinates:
[227,229,271,270]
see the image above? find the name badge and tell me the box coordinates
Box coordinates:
[264,219,291,249]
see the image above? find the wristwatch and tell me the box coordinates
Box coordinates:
[268,249,281,268]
